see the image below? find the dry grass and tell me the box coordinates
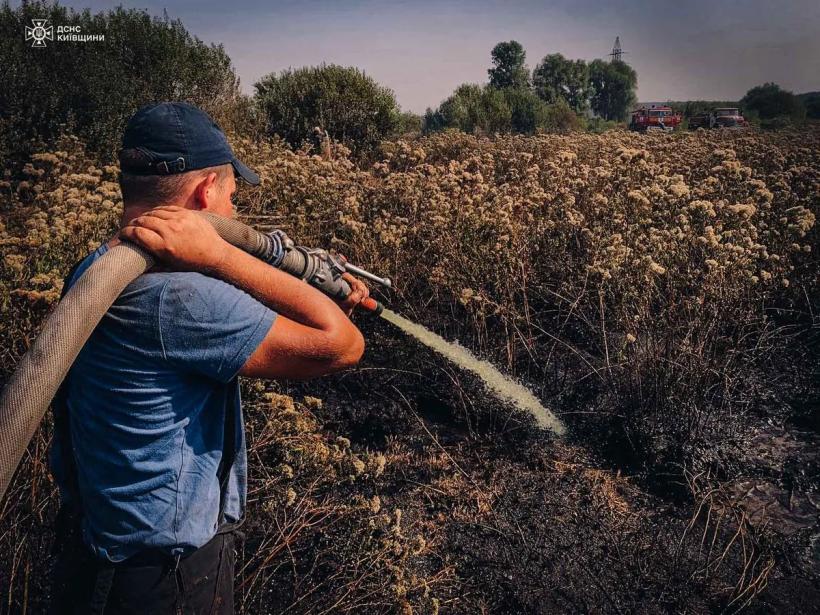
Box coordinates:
[1,126,818,612]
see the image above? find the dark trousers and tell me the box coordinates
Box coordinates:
[49,530,236,615]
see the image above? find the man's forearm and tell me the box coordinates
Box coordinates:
[210,243,348,331]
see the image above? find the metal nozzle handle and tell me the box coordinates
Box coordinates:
[344,263,392,288]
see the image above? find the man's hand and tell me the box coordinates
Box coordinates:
[122,207,370,315]
[334,273,370,317]
[119,206,231,273]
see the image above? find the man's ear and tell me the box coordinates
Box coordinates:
[192,172,219,211]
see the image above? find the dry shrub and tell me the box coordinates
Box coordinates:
[0,134,124,614]
[679,469,777,613]
[1,125,817,613]
[230,127,818,475]
[237,383,446,614]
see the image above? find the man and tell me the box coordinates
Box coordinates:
[49,102,368,614]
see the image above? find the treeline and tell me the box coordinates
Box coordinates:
[665,100,741,118]
[0,1,253,159]
[0,2,408,159]
[423,41,637,135]
[741,83,813,126]
[3,1,815,166]
[666,83,816,128]
[1,2,639,162]
[798,91,820,119]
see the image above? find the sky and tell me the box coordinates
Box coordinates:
[27,0,820,113]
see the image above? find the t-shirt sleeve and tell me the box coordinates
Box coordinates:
[158,274,277,382]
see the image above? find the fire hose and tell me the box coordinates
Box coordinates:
[0,212,391,501]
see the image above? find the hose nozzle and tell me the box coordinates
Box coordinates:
[359,296,384,316]
[261,230,390,315]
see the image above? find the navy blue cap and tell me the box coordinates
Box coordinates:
[119,102,260,185]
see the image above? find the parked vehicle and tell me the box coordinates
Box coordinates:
[689,107,749,129]
[629,106,682,132]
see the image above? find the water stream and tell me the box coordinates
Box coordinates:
[379,308,566,436]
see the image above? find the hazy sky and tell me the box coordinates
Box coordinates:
[29,0,820,112]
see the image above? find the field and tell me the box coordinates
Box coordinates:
[1,126,818,613]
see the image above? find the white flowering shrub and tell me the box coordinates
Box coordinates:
[1,126,817,612]
[225,127,819,471]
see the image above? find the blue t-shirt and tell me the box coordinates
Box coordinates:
[50,243,277,562]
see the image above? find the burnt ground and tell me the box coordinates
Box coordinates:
[250,313,820,614]
[1,313,816,614]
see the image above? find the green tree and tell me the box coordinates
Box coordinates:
[436,84,487,134]
[394,111,423,135]
[543,98,584,132]
[741,83,805,120]
[533,54,589,113]
[0,1,246,158]
[502,87,550,134]
[481,87,513,133]
[423,107,445,133]
[488,41,530,90]
[423,84,512,135]
[800,92,820,119]
[588,59,637,121]
[254,64,400,156]
[423,83,580,136]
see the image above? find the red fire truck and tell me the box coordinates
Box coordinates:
[629,105,682,132]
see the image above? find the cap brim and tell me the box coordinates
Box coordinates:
[231,158,260,185]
